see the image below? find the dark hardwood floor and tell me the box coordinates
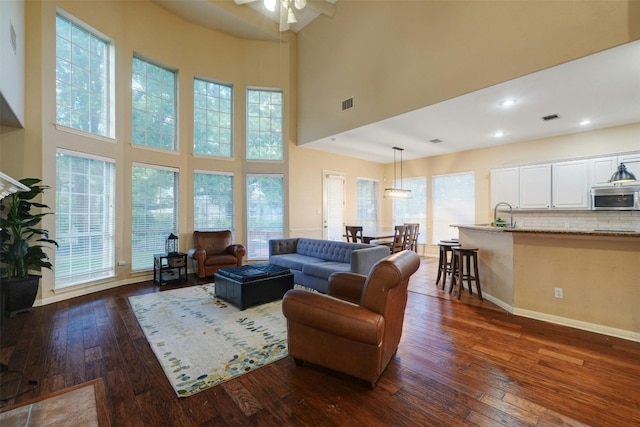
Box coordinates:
[1,257,639,426]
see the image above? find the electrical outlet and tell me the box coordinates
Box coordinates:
[554,287,563,298]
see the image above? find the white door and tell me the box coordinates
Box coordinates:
[323,172,345,241]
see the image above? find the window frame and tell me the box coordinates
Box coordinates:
[193,170,234,232]
[131,55,178,151]
[246,88,283,161]
[55,10,114,138]
[54,149,116,288]
[131,163,179,271]
[356,178,379,232]
[431,172,476,244]
[392,176,427,244]
[193,77,234,158]
[246,174,284,260]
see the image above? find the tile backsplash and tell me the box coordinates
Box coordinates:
[502,210,640,232]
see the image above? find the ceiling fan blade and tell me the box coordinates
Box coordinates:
[307,0,336,17]
[233,0,257,4]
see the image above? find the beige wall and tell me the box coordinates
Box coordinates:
[297,0,640,144]
[513,233,640,335]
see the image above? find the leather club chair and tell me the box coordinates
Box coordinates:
[282,250,421,388]
[188,230,246,278]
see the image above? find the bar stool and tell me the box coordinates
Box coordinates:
[449,247,482,300]
[435,240,460,289]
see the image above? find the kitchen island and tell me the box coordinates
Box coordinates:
[455,225,640,341]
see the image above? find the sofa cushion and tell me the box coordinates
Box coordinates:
[296,239,370,263]
[204,254,240,266]
[270,253,325,271]
[303,261,351,280]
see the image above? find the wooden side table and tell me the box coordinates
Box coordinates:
[153,252,188,285]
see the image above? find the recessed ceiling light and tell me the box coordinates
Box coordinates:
[500,99,517,108]
[494,131,505,138]
[580,120,591,126]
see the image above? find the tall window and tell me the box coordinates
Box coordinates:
[246,175,284,259]
[194,172,233,231]
[194,79,233,157]
[247,89,283,160]
[55,151,115,288]
[132,57,177,150]
[55,13,111,137]
[432,172,475,243]
[357,179,378,231]
[392,177,427,244]
[131,164,178,270]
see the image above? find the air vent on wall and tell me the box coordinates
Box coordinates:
[429,138,443,143]
[341,97,354,111]
[541,114,560,121]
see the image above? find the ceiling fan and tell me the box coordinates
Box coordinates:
[233,0,336,32]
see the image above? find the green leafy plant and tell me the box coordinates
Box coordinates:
[492,218,507,228]
[0,178,58,279]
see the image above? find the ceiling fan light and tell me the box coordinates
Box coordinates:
[287,7,297,23]
[264,0,277,12]
[294,0,306,9]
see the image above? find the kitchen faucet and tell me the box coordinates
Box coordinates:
[493,202,513,228]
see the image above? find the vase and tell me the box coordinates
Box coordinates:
[2,275,40,316]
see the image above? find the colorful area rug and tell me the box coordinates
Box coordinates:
[129,284,288,397]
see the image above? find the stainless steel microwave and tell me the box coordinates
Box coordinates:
[591,185,640,210]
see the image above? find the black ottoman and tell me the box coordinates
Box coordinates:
[214,263,294,310]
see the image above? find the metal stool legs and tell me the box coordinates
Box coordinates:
[449,247,482,300]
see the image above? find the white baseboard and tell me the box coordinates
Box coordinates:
[479,293,639,343]
[513,307,640,343]
[481,293,514,313]
[38,275,153,307]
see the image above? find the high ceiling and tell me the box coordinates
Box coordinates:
[153,1,640,164]
[305,40,640,163]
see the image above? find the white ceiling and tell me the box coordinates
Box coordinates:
[153,1,640,164]
[305,40,640,163]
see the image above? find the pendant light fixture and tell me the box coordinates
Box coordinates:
[609,163,637,184]
[384,147,412,199]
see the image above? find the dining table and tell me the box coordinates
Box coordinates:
[361,230,395,244]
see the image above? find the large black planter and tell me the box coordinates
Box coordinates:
[2,275,40,316]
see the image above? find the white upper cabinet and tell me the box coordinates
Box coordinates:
[490,167,519,209]
[489,151,640,211]
[552,160,589,208]
[520,164,551,209]
[589,156,618,186]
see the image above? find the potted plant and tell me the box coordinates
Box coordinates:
[0,178,58,316]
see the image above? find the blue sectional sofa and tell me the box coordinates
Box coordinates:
[268,238,391,293]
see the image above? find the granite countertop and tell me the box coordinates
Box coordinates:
[453,224,640,237]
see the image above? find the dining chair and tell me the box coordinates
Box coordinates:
[389,225,408,253]
[345,226,364,243]
[404,223,419,252]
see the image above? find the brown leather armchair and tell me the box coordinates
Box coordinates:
[282,250,420,388]
[188,230,246,278]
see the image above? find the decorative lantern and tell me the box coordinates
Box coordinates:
[166,233,179,255]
